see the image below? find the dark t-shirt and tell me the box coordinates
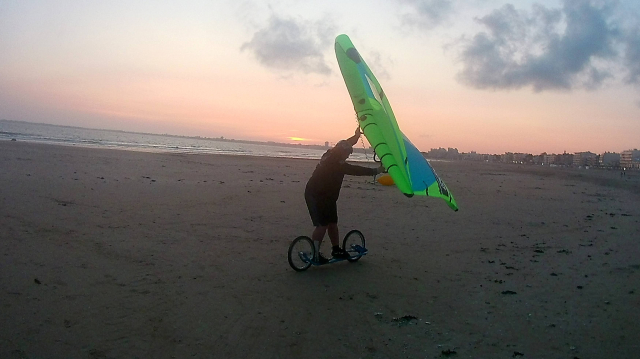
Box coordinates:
[305,150,378,202]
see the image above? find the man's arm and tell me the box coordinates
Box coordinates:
[341,162,382,176]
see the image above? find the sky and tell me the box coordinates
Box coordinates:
[1,0,639,154]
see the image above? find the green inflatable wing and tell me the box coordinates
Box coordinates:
[335,34,458,211]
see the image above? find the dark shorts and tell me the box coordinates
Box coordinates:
[304,192,337,227]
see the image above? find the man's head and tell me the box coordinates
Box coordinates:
[333,140,353,159]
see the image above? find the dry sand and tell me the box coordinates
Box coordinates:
[1,141,639,358]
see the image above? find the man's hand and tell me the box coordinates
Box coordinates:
[354,127,362,138]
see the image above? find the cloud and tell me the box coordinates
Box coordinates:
[398,0,455,30]
[455,0,623,92]
[366,51,392,80]
[623,25,640,85]
[241,15,333,75]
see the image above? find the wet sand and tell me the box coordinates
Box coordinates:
[1,140,639,358]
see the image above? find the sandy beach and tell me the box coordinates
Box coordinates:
[1,140,639,358]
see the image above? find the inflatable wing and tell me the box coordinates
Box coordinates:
[335,34,458,211]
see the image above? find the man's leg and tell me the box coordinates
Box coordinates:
[327,222,340,247]
[312,225,327,242]
[328,222,349,259]
[311,226,327,260]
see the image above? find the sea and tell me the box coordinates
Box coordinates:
[0,120,373,162]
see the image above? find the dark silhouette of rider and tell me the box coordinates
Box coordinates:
[304,127,383,263]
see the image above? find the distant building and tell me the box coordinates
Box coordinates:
[513,153,529,163]
[543,153,556,165]
[599,152,620,167]
[573,152,597,167]
[550,152,574,166]
[620,149,640,169]
[426,147,460,160]
[502,152,514,163]
[461,151,483,161]
[533,153,546,165]
[325,141,329,148]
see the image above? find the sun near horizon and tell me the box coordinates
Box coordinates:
[288,137,309,142]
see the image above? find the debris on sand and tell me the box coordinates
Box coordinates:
[392,315,418,326]
[441,349,457,356]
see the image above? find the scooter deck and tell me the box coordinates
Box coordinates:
[302,245,368,266]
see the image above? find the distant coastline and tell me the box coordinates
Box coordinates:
[2,119,637,168]
[0,119,371,154]
[0,119,378,161]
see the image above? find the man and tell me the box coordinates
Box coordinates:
[304,128,384,263]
